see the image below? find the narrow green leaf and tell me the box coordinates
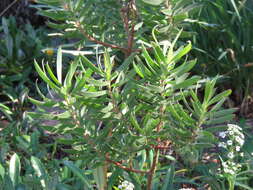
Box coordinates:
[168,29,183,61]
[204,80,216,104]
[130,112,143,134]
[46,64,61,86]
[104,49,113,80]
[31,156,48,188]
[9,153,21,187]
[133,62,144,78]
[0,163,5,180]
[209,108,237,118]
[172,42,192,63]
[63,161,92,188]
[171,59,197,77]
[142,44,159,67]
[80,55,104,76]
[0,103,12,121]
[174,76,201,89]
[107,168,122,190]
[34,60,60,91]
[3,175,14,190]
[78,90,107,98]
[28,97,46,106]
[93,166,107,190]
[205,114,234,125]
[152,42,167,64]
[142,0,165,6]
[57,47,62,84]
[208,90,232,106]
[64,60,78,90]
[161,164,175,190]
[235,182,253,190]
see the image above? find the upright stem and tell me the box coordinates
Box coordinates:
[146,104,165,190]
[146,148,159,190]
[228,178,235,190]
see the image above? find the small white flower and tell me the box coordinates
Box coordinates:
[222,162,228,167]
[239,133,245,139]
[219,131,227,138]
[228,124,241,131]
[224,167,229,173]
[240,152,244,157]
[118,181,134,190]
[228,152,234,159]
[228,131,234,135]
[235,146,241,152]
[218,142,227,148]
[227,140,233,146]
[235,136,244,146]
[228,169,235,175]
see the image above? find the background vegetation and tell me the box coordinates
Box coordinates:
[0,0,253,189]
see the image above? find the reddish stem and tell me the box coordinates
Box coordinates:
[106,157,148,174]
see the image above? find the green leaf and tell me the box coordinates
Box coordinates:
[63,161,92,188]
[64,59,78,90]
[130,112,143,134]
[104,49,113,81]
[57,47,63,84]
[107,168,122,190]
[172,42,192,63]
[28,97,56,107]
[171,59,197,77]
[0,103,12,121]
[3,175,14,190]
[46,64,62,86]
[93,166,107,190]
[80,55,104,76]
[133,62,144,78]
[34,60,60,91]
[9,153,21,187]
[168,29,183,61]
[235,182,253,190]
[31,156,48,189]
[208,90,232,106]
[174,76,201,89]
[142,44,159,68]
[203,79,216,104]
[152,42,167,65]
[142,0,165,6]
[161,164,175,190]
[78,90,107,98]
[0,163,5,180]
[205,114,234,125]
[209,108,237,118]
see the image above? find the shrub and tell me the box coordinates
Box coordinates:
[29,36,234,189]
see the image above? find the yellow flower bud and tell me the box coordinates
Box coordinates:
[45,49,54,56]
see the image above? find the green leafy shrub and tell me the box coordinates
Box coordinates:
[190,0,253,115]
[29,34,234,189]
[34,0,201,56]
[0,16,50,125]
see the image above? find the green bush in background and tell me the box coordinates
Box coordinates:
[190,0,253,115]
[0,16,51,125]
[1,0,253,189]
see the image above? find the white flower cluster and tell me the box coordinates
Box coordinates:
[218,124,245,152]
[118,180,135,190]
[218,124,245,175]
[222,160,242,175]
[179,188,194,190]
